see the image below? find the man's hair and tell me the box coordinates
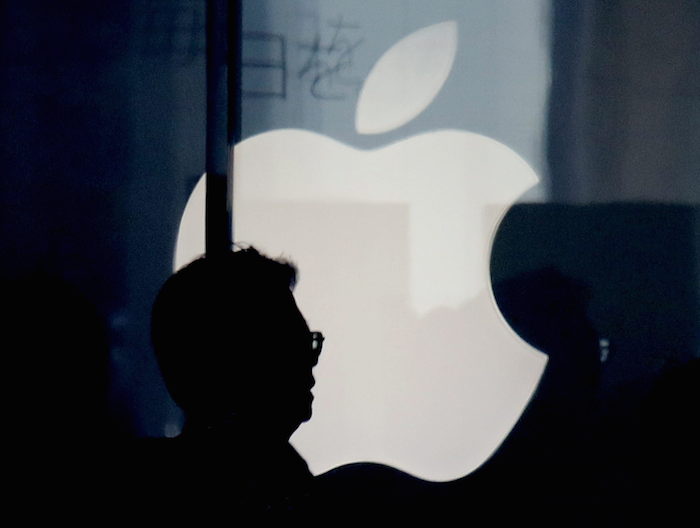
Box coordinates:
[151,246,298,412]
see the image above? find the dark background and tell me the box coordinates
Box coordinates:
[1,0,698,469]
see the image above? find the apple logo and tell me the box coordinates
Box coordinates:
[175,21,547,482]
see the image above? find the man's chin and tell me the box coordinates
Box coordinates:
[295,401,313,425]
[301,407,313,423]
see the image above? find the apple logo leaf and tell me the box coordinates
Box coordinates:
[355,20,458,135]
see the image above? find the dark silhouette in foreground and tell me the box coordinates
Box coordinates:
[146,253,690,523]
[149,247,321,515]
[4,274,116,521]
[145,254,607,520]
[637,357,699,523]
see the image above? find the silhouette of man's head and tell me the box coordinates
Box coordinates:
[151,247,321,440]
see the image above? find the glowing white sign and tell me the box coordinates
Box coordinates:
[175,21,546,481]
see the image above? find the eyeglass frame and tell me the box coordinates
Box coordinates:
[310,331,324,354]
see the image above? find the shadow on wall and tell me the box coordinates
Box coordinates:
[491,202,700,395]
[489,202,700,519]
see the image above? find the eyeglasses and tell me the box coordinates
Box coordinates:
[310,331,324,354]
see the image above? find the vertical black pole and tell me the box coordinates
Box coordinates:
[228,1,242,239]
[205,0,236,255]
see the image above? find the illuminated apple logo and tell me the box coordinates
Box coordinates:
[175,21,547,482]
